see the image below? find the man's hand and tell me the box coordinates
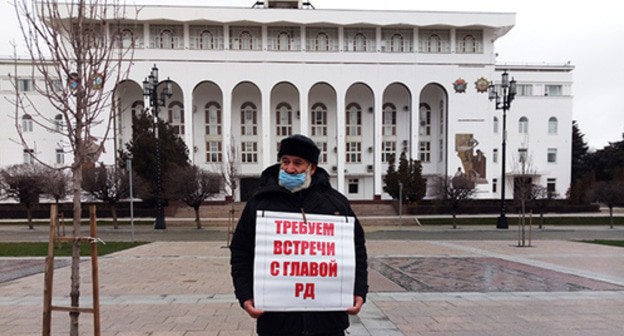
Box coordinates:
[346,295,364,315]
[243,299,264,318]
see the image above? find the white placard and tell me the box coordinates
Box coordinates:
[253,210,355,311]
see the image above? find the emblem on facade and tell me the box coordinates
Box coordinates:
[91,73,104,90]
[453,78,467,93]
[475,77,490,93]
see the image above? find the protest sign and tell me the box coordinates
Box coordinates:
[253,210,355,311]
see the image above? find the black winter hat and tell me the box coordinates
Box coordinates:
[278,134,320,164]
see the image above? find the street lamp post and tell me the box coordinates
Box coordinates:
[143,64,172,230]
[488,71,517,229]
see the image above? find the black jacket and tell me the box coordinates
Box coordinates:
[230,164,368,336]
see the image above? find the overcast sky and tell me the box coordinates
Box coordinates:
[1,0,622,149]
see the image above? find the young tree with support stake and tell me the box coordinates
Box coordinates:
[10,1,136,334]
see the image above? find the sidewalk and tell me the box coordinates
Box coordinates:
[1,237,624,335]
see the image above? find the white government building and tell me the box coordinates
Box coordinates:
[0,0,573,201]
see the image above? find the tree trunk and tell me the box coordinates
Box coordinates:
[26,206,34,230]
[112,204,118,229]
[195,206,202,230]
[610,206,614,229]
[452,211,457,229]
[70,165,83,336]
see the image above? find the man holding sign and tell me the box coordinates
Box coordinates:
[230,134,368,336]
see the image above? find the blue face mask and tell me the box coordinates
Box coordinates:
[278,169,307,192]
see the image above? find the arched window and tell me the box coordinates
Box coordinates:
[346,103,362,136]
[390,34,404,52]
[277,31,291,51]
[548,117,558,134]
[159,29,175,49]
[55,114,64,132]
[311,103,327,136]
[315,32,329,51]
[461,34,477,53]
[167,101,184,136]
[199,30,214,49]
[275,103,292,136]
[239,31,253,50]
[205,102,221,135]
[22,114,33,132]
[518,116,529,134]
[493,116,499,133]
[353,33,367,51]
[426,34,441,53]
[241,102,257,136]
[121,29,134,48]
[131,100,144,119]
[382,103,396,136]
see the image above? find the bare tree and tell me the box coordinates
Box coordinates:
[431,174,477,229]
[167,165,222,229]
[82,163,129,229]
[10,1,136,333]
[1,163,45,229]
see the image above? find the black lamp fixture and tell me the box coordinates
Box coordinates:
[143,64,172,230]
[488,70,517,229]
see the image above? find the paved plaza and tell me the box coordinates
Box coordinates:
[1,225,624,335]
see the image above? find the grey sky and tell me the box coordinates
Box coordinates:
[1,0,621,149]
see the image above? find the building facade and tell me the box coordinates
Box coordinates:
[0,1,573,201]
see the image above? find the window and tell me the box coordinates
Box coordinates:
[23,149,34,164]
[547,148,557,163]
[190,25,223,50]
[111,24,144,49]
[382,141,396,163]
[545,85,562,96]
[275,103,292,136]
[547,178,557,195]
[56,149,64,165]
[205,102,222,135]
[419,29,450,53]
[51,79,63,92]
[548,117,558,134]
[419,104,431,136]
[518,117,528,134]
[206,141,222,162]
[353,33,367,51]
[348,179,359,194]
[277,31,291,50]
[493,148,498,163]
[346,103,362,136]
[456,30,482,53]
[493,116,499,133]
[241,141,258,163]
[382,104,396,136]
[18,79,34,92]
[381,29,412,52]
[241,103,258,136]
[150,25,183,49]
[315,32,329,51]
[419,141,431,163]
[310,103,327,136]
[344,28,375,52]
[167,102,184,136]
[306,27,338,51]
[492,178,498,193]
[346,142,361,163]
[517,84,533,96]
[229,26,263,50]
[22,114,33,132]
[55,114,64,132]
